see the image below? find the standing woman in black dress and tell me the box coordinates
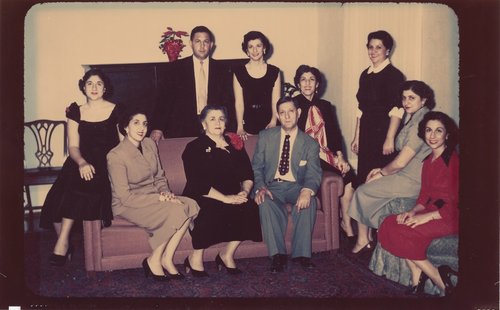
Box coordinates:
[233,31,281,139]
[40,69,122,266]
[293,65,357,239]
[181,105,262,276]
[351,30,405,189]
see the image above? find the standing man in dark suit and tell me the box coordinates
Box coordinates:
[252,97,322,273]
[151,26,232,140]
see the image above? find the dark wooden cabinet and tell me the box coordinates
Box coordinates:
[90,59,246,133]
[89,62,168,117]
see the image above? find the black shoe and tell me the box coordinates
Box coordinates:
[406,272,429,295]
[162,267,185,280]
[142,258,169,281]
[49,244,73,267]
[292,256,315,269]
[215,254,242,275]
[438,265,458,296]
[183,257,209,277]
[270,254,286,273]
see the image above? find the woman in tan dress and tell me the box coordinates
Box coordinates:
[107,109,199,281]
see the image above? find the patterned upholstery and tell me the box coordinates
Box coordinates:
[368,198,459,295]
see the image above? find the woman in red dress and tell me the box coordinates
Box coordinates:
[377,111,459,296]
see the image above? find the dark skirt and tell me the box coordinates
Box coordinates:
[190,196,262,249]
[39,157,113,229]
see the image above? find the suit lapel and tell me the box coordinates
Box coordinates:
[266,128,281,179]
[291,130,304,178]
[122,139,151,172]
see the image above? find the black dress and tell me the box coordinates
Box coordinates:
[234,64,280,134]
[355,64,405,188]
[296,94,356,185]
[40,102,122,228]
[182,134,262,249]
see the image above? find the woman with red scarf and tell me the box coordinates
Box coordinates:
[293,65,357,243]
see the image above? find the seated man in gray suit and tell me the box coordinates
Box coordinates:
[252,96,322,273]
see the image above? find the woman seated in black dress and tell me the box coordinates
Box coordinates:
[233,31,281,139]
[182,105,262,276]
[293,65,357,241]
[107,109,199,280]
[40,69,122,266]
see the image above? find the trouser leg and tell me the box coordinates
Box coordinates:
[286,184,316,258]
[258,184,288,257]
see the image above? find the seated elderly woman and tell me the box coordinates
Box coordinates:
[293,64,357,242]
[348,80,435,254]
[107,108,199,281]
[182,105,262,277]
[377,111,459,296]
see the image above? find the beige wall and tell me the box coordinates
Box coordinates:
[24,2,459,205]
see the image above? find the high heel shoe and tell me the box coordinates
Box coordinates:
[142,258,169,281]
[183,257,209,277]
[406,272,429,295]
[438,265,458,296]
[215,254,242,275]
[49,244,73,267]
[161,267,185,280]
[350,241,372,255]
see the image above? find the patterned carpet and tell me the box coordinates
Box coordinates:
[22,217,453,309]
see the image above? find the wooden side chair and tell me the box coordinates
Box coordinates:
[24,120,67,228]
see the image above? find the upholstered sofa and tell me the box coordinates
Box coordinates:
[368,198,459,295]
[83,135,343,272]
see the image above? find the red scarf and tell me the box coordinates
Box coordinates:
[305,105,337,167]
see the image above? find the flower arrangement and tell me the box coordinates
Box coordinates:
[225,132,244,150]
[159,27,189,62]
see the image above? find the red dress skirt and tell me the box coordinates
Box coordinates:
[378,150,459,260]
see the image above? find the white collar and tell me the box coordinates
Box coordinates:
[367,58,391,74]
[281,127,298,140]
[193,55,209,66]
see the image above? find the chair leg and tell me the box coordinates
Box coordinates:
[24,185,34,232]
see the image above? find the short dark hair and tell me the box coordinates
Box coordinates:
[78,69,113,99]
[401,80,436,110]
[294,64,322,90]
[118,106,149,136]
[241,31,271,58]
[366,30,394,52]
[190,26,214,42]
[276,96,299,111]
[198,105,228,124]
[418,111,459,150]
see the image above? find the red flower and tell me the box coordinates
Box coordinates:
[226,132,244,150]
[159,26,189,60]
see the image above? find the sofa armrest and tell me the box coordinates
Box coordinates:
[83,220,104,272]
[319,171,344,251]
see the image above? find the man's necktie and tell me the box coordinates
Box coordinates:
[197,60,207,114]
[278,134,291,175]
